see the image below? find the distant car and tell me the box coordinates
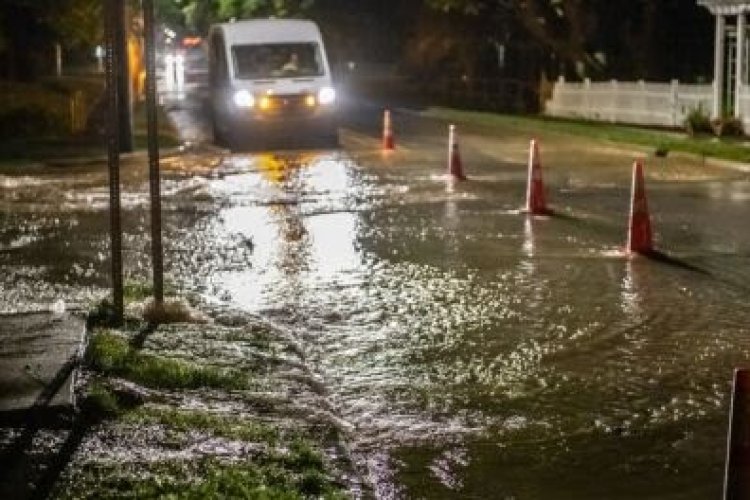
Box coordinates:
[166,37,208,83]
[207,19,339,147]
[180,43,209,86]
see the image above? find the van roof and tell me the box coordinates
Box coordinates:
[214,19,322,46]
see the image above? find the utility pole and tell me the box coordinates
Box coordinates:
[143,0,165,310]
[105,0,124,324]
[114,0,134,152]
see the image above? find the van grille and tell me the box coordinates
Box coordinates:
[265,94,315,116]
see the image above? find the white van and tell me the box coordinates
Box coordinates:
[208,19,338,146]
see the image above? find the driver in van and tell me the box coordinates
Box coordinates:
[281,52,299,73]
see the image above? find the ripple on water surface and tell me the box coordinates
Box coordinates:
[3,149,748,498]
[194,151,748,498]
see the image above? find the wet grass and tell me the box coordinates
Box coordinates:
[62,402,346,497]
[83,381,122,417]
[58,457,347,500]
[123,281,209,325]
[141,297,206,324]
[87,283,199,328]
[73,304,350,498]
[425,107,750,163]
[124,408,337,467]
[124,407,283,444]
[86,298,143,330]
[61,404,344,498]
[122,280,177,303]
[86,331,252,391]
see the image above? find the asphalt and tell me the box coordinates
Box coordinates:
[0,313,86,425]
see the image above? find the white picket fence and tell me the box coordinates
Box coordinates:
[544,77,719,129]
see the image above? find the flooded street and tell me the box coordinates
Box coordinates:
[3,94,750,498]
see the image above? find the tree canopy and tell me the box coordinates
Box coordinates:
[0,0,103,79]
[0,0,714,83]
[174,0,315,34]
[421,0,713,81]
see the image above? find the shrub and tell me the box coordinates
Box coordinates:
[711,117,745,137]
[0,78,103,139]
[684,105,712,136]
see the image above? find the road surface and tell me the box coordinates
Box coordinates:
[2,86,750,498]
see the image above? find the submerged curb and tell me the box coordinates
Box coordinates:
[41,146,185,168]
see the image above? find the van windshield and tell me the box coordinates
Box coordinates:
[232,43,324,79]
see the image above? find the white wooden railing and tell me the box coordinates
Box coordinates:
[544,77,716,129]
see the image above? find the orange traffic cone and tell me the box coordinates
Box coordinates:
[526,139,550,215]
[383,109,395,151]
[447,124,467,180]
[627,160,653,254]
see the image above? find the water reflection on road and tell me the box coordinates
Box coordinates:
[2,132,750,498]
[206,147,750,499]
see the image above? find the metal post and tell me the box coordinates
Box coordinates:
[715,14,727,119]
[114,0,134,152]
[105,0,124,324]
[143,0,164,308]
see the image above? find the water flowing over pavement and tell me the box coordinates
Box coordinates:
[2,92,750,497]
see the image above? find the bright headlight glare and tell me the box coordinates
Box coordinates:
[233,90,255,108]
[318,87,336,105]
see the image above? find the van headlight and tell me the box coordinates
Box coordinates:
[318,87,336,105]
[233,90,255,108]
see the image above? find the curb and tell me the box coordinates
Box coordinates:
[403,106,750,175]
[0,312,87,427]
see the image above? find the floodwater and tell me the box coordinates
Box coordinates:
[2,97,750,498]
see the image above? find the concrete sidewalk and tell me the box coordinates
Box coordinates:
[0,313,86,424]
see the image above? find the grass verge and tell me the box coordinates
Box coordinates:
[122,279,178,303]
[86,330,251,391]
[59,457,346,500]
[124,407,282,443]
[72,301,350,499]
[423,107,750,163]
